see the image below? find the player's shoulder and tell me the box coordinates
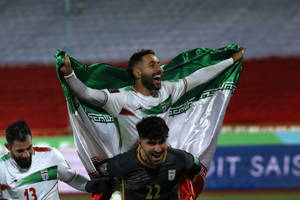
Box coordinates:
[33,146,53,154]
[114,147,136,161]
[34,147,65,164]
[0,153,10,172]
[33,146,58,157]
[33,146,53,152]
[106,87,131,99]
[0,153,10,162]
[108,148,137,169]
[107,86,131,93]
[162,78,183,85]
[168,147,192,160]
[161,79,184,92]
[107,148,139,177]
[0,153,10,177]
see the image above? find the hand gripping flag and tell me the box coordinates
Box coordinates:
[55,44,243,177]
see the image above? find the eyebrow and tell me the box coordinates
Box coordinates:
[16,144,32,152]
[149,60,160,65]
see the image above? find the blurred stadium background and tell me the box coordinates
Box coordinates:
[0,0,300,199]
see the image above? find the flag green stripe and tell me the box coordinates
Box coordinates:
[17,166,57,186]
[113,118,123,152]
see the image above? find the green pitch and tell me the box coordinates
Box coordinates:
[61,193,300,200]
[0,131,289,151]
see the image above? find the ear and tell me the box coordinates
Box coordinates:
[5,143,11,151]
[137,139,142,147]
[132,67,142,80]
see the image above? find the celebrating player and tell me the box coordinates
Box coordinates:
[58,46,245,199]
[93,116,202,200]
[0,120,113,200]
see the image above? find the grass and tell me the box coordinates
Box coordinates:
[198,194,300,200]
[61,190,300,200]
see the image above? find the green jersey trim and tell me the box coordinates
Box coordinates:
[142,95,172,115]
[17,166,58,187]
[0,153,10,162]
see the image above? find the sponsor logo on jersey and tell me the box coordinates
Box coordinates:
[41,169,49,181]
[168,169,176,181]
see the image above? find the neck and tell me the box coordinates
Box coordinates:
[139,149,146,162]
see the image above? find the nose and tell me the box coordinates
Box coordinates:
[154,144,162,152]
[22,150,31,158]
[154,63,162,73]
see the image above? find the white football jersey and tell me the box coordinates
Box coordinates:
[0,147,77,200]
[102,79,186,152]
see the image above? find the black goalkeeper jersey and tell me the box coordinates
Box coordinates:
[107,147,200,200]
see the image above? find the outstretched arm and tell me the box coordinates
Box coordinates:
[85,176,115,194]
[66,172,115,193]
[185,47,246,91]
[60,56,107,107]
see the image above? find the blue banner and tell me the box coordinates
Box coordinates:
[204,145,300,189]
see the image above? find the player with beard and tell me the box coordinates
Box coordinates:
[60,48,244,153]
[60,48,245,199]
[101,116,202,200]
[0,120,115,200]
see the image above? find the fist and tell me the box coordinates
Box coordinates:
[60,56,72,75]
[232,46,246,62]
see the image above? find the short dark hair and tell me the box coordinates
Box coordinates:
[136,116,169,140]
[6,120,32,145]
[128,49,155,79]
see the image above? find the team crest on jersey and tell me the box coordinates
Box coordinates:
[161,103,167,113]
[41,169,49,181]
[168,169,176,181]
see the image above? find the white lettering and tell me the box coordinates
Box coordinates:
[265,156,281,176]
[217,157,224,177]
[292,154,300,176]
[283,155,290,175]
[226,156,241,177]
[250,155,264,177]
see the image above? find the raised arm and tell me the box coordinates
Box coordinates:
[185,47,246,91]
[60,56,107,107]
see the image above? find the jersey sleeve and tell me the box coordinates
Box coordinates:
[181,150,201,179]
[106,153,127,178]
[51,148,77,182]
[184,58,234,92]
[64,71,108,107]
[102,89,127,117]
[163,79,187,104]
[52,148,90,191]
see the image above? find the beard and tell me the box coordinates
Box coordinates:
[11,152,32,169]
[141,73,161,91]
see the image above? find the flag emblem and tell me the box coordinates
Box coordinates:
[41,169,49,181]
[161,103,167,113]
[168,169,176,181]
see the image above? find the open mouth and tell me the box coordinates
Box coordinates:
[153,75,161,82]
[152,152,163,161]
